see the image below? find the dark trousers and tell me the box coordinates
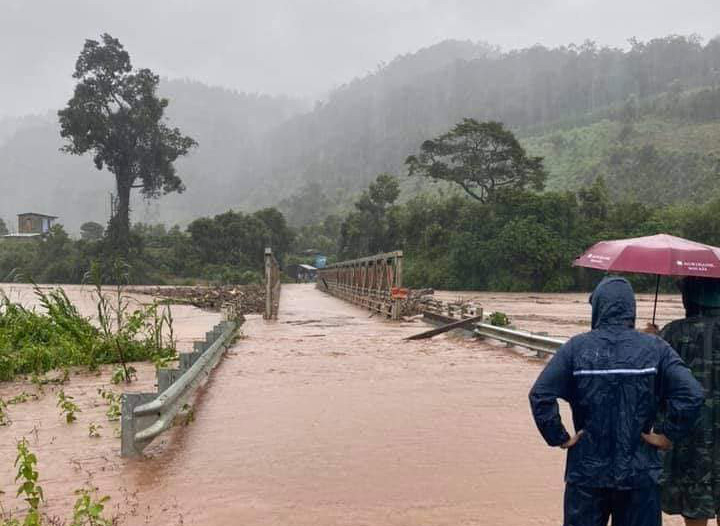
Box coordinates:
[564,484,661,526]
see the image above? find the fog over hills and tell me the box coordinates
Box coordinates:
[1,40,487,231]
[0,80,307,232]
[1,35,719,232]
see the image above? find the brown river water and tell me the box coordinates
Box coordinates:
[0,284,686,525]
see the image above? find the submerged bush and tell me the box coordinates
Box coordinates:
[0,286,177,382]
[489,311,511,327]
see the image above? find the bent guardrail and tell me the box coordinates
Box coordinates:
[121,320,239,457]
[264,248,280,320]
[317,251,404,320]
[422,305,566,357]
[474,322,566,356]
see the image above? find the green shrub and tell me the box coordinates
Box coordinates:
[489,311,511,327]
[0,284,177,382]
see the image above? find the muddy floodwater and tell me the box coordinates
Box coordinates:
[0,284,686,525]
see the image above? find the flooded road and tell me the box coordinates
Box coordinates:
[1,284,686,525]
[116,284,566,525]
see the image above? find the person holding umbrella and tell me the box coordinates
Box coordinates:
[659,276,720,526]
[530,276,704,526]
[567,234,720,525]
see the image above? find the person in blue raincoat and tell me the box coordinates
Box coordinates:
[529,276,704,526]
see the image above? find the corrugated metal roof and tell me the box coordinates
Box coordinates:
[17,213,58,219]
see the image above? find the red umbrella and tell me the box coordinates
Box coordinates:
[573,234,720,324]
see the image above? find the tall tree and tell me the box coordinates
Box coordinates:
[339,174,400,257]
[58,34,197,255]
[0,218,8,236]
[406,119,546,202]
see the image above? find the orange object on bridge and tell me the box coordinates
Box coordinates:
[391,287,409,299]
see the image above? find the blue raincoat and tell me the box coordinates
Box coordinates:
[529,277,704,524]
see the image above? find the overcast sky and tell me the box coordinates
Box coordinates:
[1,0,718,116]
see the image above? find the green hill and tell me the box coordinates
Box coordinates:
[258,35,720,219]
[523,79,720,204]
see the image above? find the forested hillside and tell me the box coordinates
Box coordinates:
[1,35,718,232]
[269,35,720,221]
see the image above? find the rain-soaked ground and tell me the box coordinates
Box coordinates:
[0,284,686,525]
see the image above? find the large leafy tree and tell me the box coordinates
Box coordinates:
[406,119,546,202]
[252,208,295,261]
[339,173,400,258]
[58,34,197,254]
[187,208,292,270]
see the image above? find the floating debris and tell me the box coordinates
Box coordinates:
[398,288,435,316]
[128,285,266,314]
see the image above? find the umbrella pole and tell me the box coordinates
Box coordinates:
[652,275,660,326]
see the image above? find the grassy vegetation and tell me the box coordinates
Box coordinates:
[525,115,720,203]
[0,283,177,382]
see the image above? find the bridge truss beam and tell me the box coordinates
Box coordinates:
[317,251,404,320]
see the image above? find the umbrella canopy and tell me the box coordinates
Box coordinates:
[573,234,720,278]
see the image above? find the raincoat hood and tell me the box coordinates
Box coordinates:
[590,276,636,329]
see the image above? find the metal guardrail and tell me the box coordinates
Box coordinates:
[422,308,566,357]
[264,247,280,320]
[317,250,404,320]
[121,320,239,457]
[474,322,566,356]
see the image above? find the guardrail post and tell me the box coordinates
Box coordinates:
[160,325,224,393]
[534,332,550,358]
[180,352,199,371]
[121,392,158,457]
[157,368,182,393]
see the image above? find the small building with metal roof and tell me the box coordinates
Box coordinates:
[17,213,57,235]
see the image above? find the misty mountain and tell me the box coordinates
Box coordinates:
[249,40,500,204]
[259,35,720,213]
[2,36,720,233]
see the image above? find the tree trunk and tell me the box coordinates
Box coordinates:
[109,174,132,257]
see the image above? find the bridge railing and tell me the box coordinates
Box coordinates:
[264,247,280,320]
[121,319,240,457]
[317,250,404,320]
